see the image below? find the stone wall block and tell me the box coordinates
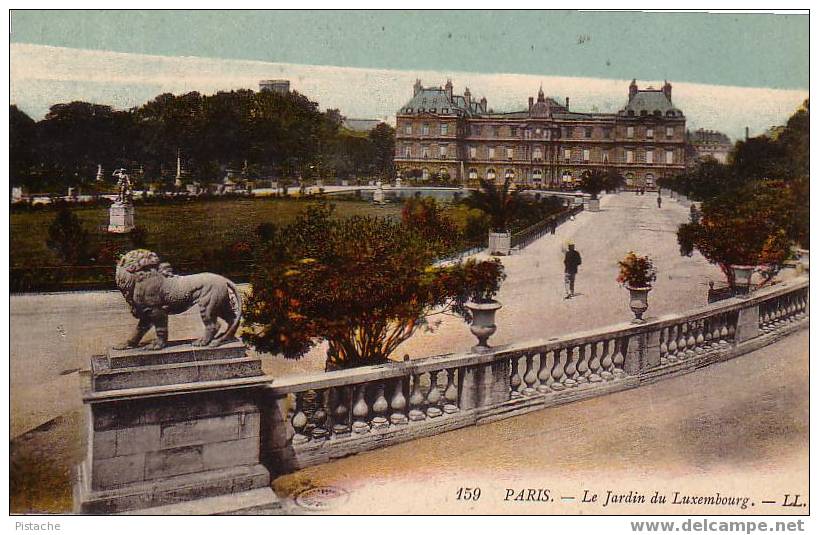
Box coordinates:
[238,411,261,439]
[92,453,146,490]
[145,445,204,480]
[116,424,161,456]
[202,437,259,471]
[92,428,118,460]
[159,415,240,449]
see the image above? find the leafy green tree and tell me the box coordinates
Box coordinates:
[243,203,505,370]
[463,177,522,232]
[46,204,91,265]
[401,197,460,256]
[579,170,606,199]
[677,180,799,287]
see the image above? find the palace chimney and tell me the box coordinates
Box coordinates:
[663,80,672,101]
[464,86,472,106]
[445,79,453,100]
[480,96,487,112]
[413,79,422,96]
[629,79,638,100]
[565,97,570,109]
[528,96,534,112]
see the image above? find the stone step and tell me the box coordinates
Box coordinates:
[92,356,264,392]
[121,487,281,515]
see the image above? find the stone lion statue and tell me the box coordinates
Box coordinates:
[114,249,242,350]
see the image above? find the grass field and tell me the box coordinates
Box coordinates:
[11,197,403,269]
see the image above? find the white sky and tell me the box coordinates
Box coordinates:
[10,43,808,141]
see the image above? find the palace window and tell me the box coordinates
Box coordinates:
[493,126,501,137]
[646,127,654,139]
[583,149,590,162]
[468,168,478,179]
[532,169,543,181]
[564,148,572,162]
[666,150,674,164]
[627,126,634,138]
[430,108,436,113]
[506,147,514,160]
[603,128,612,139]
[487,168,497,180]
[469,146,477,158]
[511,127,518,137]
[666,126,674,139]
[442,108,449,114]
[626,149,634,163]
[585,127,593,139]
[404,123,412,134]
[489,147,496,159]
[422,145,430,159]
[646,149,654,164]
[422,168,430,180]
[440,123,448,135]
[439,145,448,158]
[505,169,515,180]
[422,124,430,135]
[602,149,609,163]
[404,145,412,158]
[532,148,543,162]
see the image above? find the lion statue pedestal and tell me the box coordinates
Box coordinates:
[73,250,279,514]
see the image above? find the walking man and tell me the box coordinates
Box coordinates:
[657,194,662,208]
[563,241,582,299]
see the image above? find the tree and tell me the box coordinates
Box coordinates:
[579,170,606,199]
[677,180,798,287]
[369,123,395,178]
[401,196,460,256]
[463,177,521,232]
[242,203,505,370]
[46,204,91,265]
[602,168,625,193]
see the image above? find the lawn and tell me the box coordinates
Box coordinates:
[11,197,403,291]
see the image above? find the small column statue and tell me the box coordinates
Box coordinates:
[108,168,136,233]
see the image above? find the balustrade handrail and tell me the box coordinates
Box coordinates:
[266,275,808,396]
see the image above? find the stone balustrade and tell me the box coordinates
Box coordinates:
[263,276,808,474]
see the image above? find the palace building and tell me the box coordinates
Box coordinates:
[394,79,687,188]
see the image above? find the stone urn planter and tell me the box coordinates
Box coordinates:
[587,197,600,212]
[466,300,502,352]
[488,231,511,256]
[730,264,755,296]
[626,285,651,323]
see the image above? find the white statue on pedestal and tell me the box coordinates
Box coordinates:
[108,169,136,233]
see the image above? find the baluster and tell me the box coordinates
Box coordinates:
[510,357,523,398]
[588,341,602,382]
[564,346,578,388]
[426,371,443,417]
[702,319,713,348]
[612,338,626,378]
[523,353,538,395]
[576,344,590,385]
[291,392,310,445]
[659,327,668,365]
[443,369,459,413]
[389,378,409,425]
[786,295,796,321]
[690,321,703,355]
[759,303,770,331]
[332,386,351,437]
[537,351,554,393]
[408,373,426,421]
[694,320,705,354]
[370,384,389,429]
[352,384,370,433]
[677,323,689,359]
[600,340,614,380]
[310,389,329,441]
[551,348,567,389]
[726,313,736,340]
[719,313,730,345]
[666,325,678,362]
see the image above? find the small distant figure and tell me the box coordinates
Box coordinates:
[657,195,662,208]
[563,242,582,299]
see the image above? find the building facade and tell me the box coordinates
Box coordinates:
[259,79,291,94]
[394,79,687,188]
[688,128,732,164]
